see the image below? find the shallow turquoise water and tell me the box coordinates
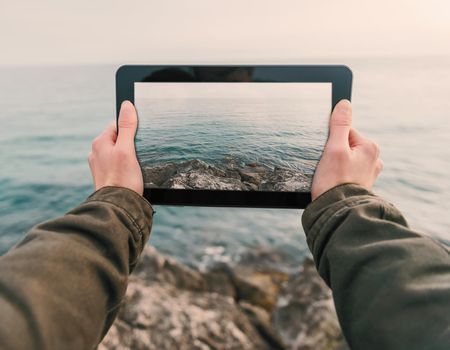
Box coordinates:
[1,58,449,267]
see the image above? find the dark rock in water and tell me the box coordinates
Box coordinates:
[242,181,259,191]
[142,158,311,192]
[261,169,310,192]
[100,247,347,350]
[142,163,178,188]
[163,172,245,191]
[145,159,246,190]
[238,171,262,185]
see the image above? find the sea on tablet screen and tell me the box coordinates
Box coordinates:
[134,82,331,192]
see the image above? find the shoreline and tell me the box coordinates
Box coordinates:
[142,158,312,192]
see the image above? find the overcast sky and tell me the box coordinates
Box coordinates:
[135,83,331,100]
[1,0,449,66]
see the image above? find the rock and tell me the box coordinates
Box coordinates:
[142,163,178,187]
[224,169,242,180]
[242,181,258,191]
[202,263,237,298]
[231,247,291,311]
[238,171,262,185]
[100,248,275,349]
[142,158,311,191]
[272,258,349,350]
[99,280,272,350]
[100,247,346,350]
[260,169,311,192]
[150,159,246,190]
[239,301,285,349]
[133,247,238,299]
[132,246,206,291]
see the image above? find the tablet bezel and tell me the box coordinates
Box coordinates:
[116,65,352,209]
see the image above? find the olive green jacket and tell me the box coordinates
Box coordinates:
[0,184,449,349]
[0,186,155,349]
[302,183,450,350]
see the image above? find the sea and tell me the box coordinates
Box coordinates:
[1,57,449,269]
[135,95,330,184]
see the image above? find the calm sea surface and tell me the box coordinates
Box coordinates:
[1,57,449,268]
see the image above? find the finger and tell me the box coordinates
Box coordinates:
[99,121,117,145]
[348,127,366,148]
[375,158,384,175]
[373,141,380,159]
[328,99,352,148]
[116,100,138,149]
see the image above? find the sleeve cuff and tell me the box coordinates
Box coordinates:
[84,186,155,241]
[302,183,375,233]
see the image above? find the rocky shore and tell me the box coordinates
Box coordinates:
[100,247,348,350]
[142,159,311,192]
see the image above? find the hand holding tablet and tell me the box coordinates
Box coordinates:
[115,65,353,208]
[88,101,144,195]
[311,99,383,200]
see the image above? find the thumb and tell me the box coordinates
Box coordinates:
[327,99,352,148]
[116,100,138,148]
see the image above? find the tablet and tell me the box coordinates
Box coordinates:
[116,65,352,209]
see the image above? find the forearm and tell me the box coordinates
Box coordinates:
[302,184,450,350]
[0,186,154,350]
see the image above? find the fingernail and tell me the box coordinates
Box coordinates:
[336,99,351,114]
[121,100,133,111]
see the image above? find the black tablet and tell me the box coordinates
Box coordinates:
[116,65,352,209]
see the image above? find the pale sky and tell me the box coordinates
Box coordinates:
[135,83,331,100]
[1,0,449,66]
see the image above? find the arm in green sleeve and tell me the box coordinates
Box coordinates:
[0,186,155,350]
[302,183,450,350]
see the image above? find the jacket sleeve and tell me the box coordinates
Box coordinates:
[0,186,155,350]
[302,183,450,350]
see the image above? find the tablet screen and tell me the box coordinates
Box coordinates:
[134,82,331,193]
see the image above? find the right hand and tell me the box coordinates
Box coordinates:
[88,101,144,195]
[311,99,383,201]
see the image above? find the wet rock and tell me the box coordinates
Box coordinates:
[161,173,246,190]
[142,159,311,191]
[142,163,178,187]
[242,181,258,191]
[260,169,310,192]
[238,171,262,185]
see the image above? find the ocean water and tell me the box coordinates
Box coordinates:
[134,96,330,189]
[1,58,450,268]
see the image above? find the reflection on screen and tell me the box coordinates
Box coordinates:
[134,82,331,192]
